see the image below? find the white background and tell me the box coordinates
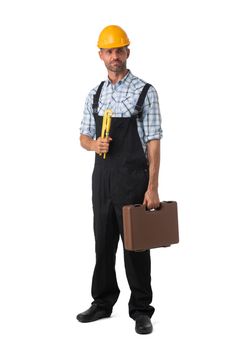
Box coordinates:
[0,0,233,349]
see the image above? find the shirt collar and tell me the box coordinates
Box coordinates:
[106,69,134,87]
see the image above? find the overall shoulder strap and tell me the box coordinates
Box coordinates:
[134,83,151,116]
[92,81,105,115]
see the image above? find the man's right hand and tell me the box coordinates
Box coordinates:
[79,134,112,153]
[93,137,112,154]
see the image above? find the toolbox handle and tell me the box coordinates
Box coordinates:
[133,201,175,212]
[145,203,162,212]
[133,203,162,211]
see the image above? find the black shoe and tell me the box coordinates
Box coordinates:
[135,315,153,334]
[76,304,112,323]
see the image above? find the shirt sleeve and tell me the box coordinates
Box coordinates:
[79,91,96,139]
[141,86,163,143]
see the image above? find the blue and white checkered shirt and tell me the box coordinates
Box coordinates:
[80,70,163,155]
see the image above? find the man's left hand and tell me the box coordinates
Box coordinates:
[143,189,160,210]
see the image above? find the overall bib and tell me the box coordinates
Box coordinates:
[91,82,155,320]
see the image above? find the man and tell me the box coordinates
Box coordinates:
[77,25,163,334]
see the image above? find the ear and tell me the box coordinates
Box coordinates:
[99,50,103,60]
[127,48,130,58]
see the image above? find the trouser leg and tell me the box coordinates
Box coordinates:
[91,199,120,311]
[123,249,155,319]
[114,204,155,319]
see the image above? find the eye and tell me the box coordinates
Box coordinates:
[117,48,124,54]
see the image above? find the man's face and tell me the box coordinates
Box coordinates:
[99,47,130,73]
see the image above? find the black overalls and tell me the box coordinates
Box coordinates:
[91,82,155,320]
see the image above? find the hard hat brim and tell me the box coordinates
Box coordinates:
[98,42,130,49]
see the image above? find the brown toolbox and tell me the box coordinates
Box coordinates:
[122,201,179,251]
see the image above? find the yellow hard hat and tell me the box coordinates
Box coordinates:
[97,25,130,49]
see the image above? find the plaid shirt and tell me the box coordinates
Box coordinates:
[80,70,163,155]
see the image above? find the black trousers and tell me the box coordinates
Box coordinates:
[91,166,155,320]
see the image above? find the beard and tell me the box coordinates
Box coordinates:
[106,60,127,73]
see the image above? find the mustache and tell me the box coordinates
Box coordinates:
[110,60,122,64]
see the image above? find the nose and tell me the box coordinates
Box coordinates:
[111,50,120,60]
